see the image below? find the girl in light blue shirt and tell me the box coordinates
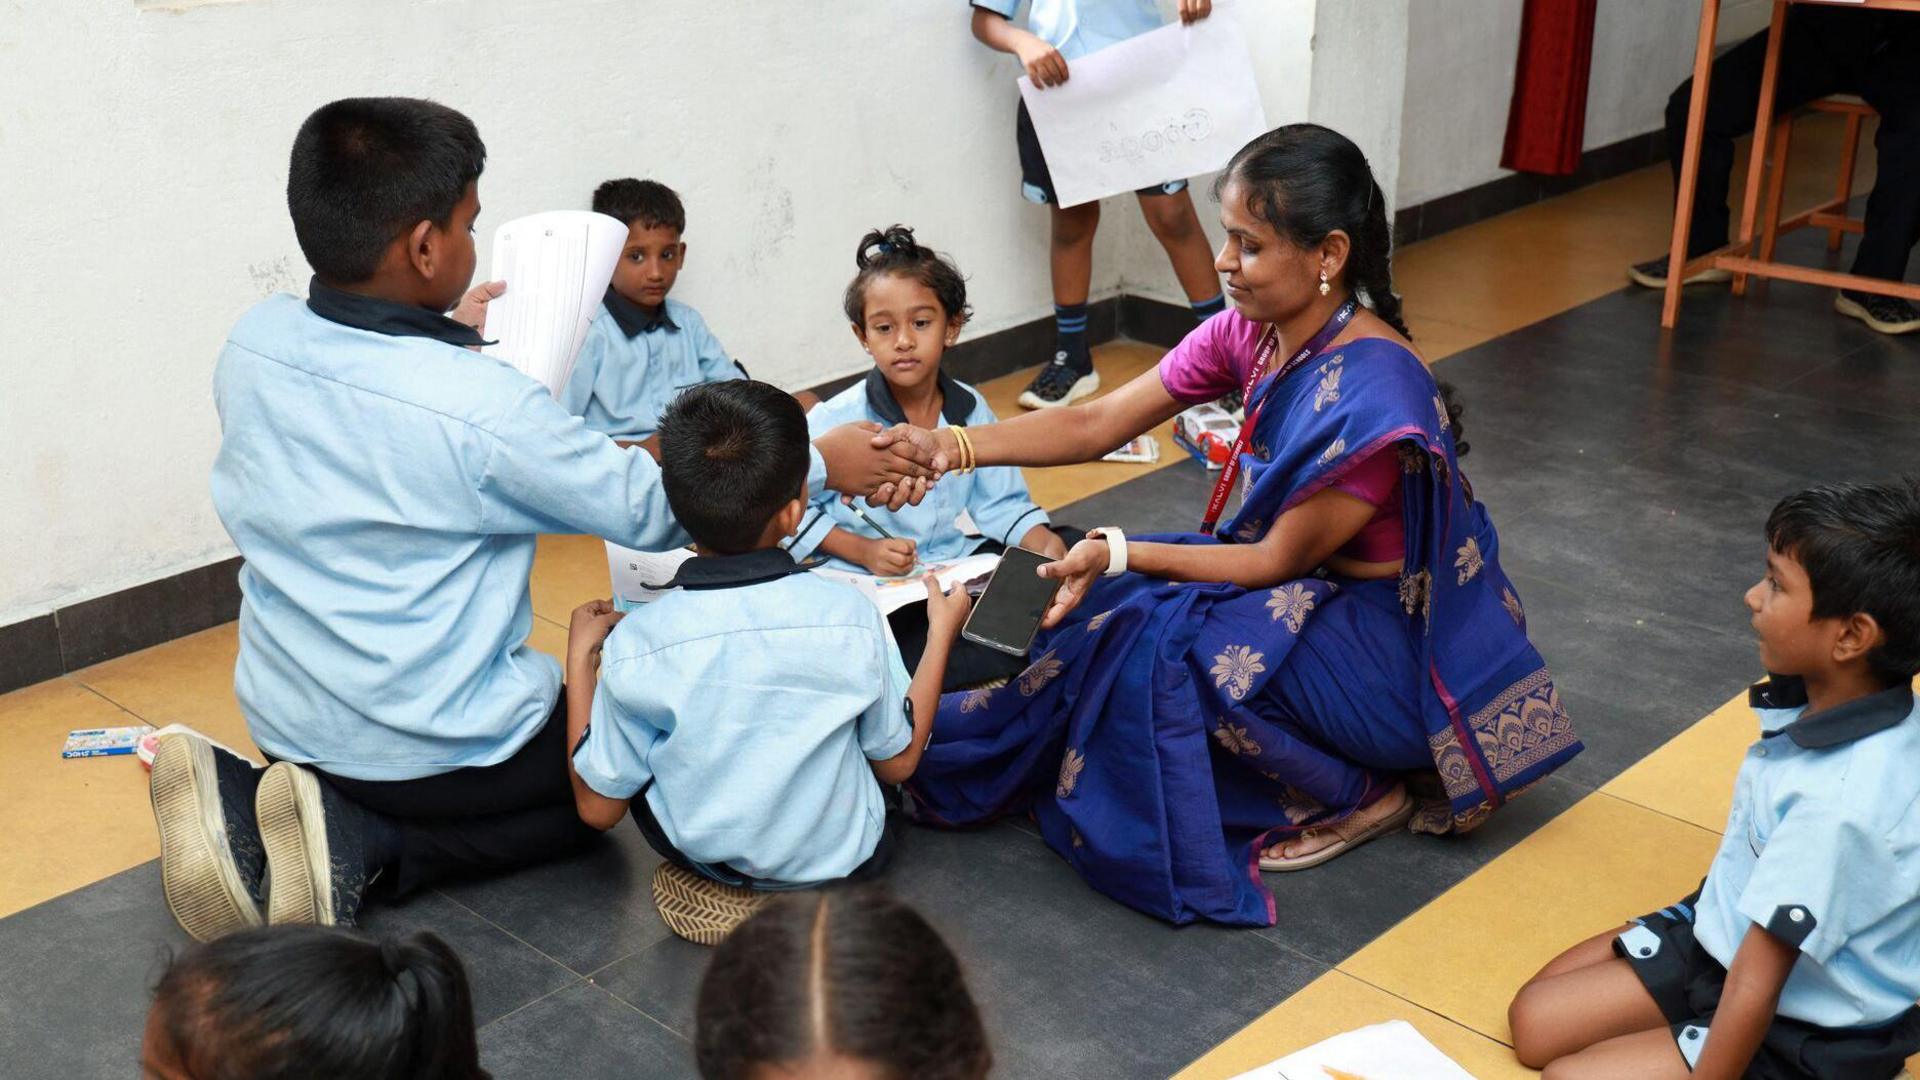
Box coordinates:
[792,225,1070,575]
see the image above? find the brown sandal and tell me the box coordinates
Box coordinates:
[1258,793,1415,873]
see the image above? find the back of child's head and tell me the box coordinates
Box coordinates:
[1766,478,1920,685]
[694,889,991,1080]
[842,225,972,328]
[592,178,686,234]
[658,381,811,554]
[287,97,486,285]
[146,925,486,1080]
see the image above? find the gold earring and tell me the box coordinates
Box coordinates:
[1318,270,1331,297]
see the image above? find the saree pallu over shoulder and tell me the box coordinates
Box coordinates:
[908,336,1580,926]
[1223,338,1581,833]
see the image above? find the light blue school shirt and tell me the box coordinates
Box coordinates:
[571,550,913,885]
[1693,676,1920,1029]
[789,371,1048,570]
[559,292,741,441]
[211,285,826,781]
[970,0,1164,61]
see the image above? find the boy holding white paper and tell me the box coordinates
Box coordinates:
[152,97,941,942]
[969,0,1227,408]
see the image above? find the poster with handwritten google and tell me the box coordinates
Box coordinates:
[1017,10,1267,209]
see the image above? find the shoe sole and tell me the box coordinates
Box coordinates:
[651,863,772,946]
[1835,293,1920,335]
[1018,371,1100,410]
[1625,265,1734,290]
[256,762,334,927]
[150,735,261,941]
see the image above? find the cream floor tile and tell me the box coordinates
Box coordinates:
[71,622,258,762]
[1600,690,1755,835]
[1340,792,1722,1046]
[530,533,618,624]
[527,614,568,667]
[0,679,157,917]
[1173,969,1532,1080]
[1406,313,1500,364]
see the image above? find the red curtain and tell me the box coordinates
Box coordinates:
[1501,0,1599,176]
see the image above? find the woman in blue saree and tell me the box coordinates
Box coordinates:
[905,124,1583,927]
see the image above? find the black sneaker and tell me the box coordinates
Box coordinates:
[1626,256,1732,290]
[1835,290,1920,335]
[149,733,266,941]
[1017,351,1100,409]
[255,761,375,928]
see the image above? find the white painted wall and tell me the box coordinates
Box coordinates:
[1396,0,1776,208]
[0,0,1322,625]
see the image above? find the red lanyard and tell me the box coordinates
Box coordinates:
[1199,298,1358,534]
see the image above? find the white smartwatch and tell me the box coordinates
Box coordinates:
[1089,527,1128,577]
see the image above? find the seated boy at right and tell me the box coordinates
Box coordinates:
[1509,479,1920,1080]
[563,381,970,900]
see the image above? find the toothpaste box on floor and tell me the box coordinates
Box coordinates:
[62,726,154,759]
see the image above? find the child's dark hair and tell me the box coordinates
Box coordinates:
[658,381,811,554]
[287,97,486,284]
[1766,479,1920,686]
[694,889,991,1080]
[843,225,972,327]
[1217,124,1470,455]
[149,926,486,1080]
[592,178,686,233]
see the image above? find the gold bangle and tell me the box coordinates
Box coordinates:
[951,425,976,474]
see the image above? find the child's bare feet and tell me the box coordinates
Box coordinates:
[1262,782,1409,865]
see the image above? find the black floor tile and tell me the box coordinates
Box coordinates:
[1056,457,1215,536]
[1505,571,1761,792]
[1775,336,1920,423]
[0,863,185,1080]
[1252,773,1587,967]
[360,889,577,1026]
[436,825,671,977]
[478,980,694,1080]
[592,934,710,1041]
[883,823,1326,1080]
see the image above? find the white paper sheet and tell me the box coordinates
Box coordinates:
[1017,10,1268,209]
[604,543,697,606]
[813,553,1002,616]
[1226,1020,1478,1080]
[483,211,628,396]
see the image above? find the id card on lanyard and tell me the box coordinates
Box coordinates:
[1199,298,1358,534]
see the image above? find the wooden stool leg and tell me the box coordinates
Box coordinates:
[1664,0,1724,329]
[1759,116,1793,265]
[1732,0,1789,298]
[1831,111,1863,252]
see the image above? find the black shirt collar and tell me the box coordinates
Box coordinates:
[1750,674,1915,749]
[603,287,678,338]
[863,368,976,427]
[305,277,491,347]
[660,548,815,591]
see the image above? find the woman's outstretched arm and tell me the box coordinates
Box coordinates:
[939,367,1188,468]
[1038,488,1377,626]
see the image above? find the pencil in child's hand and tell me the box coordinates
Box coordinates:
[852,504,898,541]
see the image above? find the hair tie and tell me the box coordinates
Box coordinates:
[876,240,894,254]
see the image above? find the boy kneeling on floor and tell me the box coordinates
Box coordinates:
[1509,479,1920,1080]
[564,381,970,944]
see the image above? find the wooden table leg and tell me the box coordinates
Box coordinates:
[1759,116,1793,264]
[1663,0,1723,329]
[1731,0,1789,297]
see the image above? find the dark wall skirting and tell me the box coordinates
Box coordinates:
[0,292,1202,697]
[1393,130,1667,246]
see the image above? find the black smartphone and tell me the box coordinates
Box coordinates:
[961,546,1062,656]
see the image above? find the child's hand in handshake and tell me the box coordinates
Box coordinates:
[924,574,974,641]
[863,537,919,577]
[567,599,624,679]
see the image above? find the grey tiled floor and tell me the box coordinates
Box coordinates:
[2,250,1916,1078]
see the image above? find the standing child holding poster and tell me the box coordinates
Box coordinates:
[970,0,1226,409]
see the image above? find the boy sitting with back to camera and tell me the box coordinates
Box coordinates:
[562,380,970,943]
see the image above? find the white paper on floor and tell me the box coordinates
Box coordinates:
[483,210,628,397]
[1225,1019,1478,1080]
[1017,7,1269,208]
